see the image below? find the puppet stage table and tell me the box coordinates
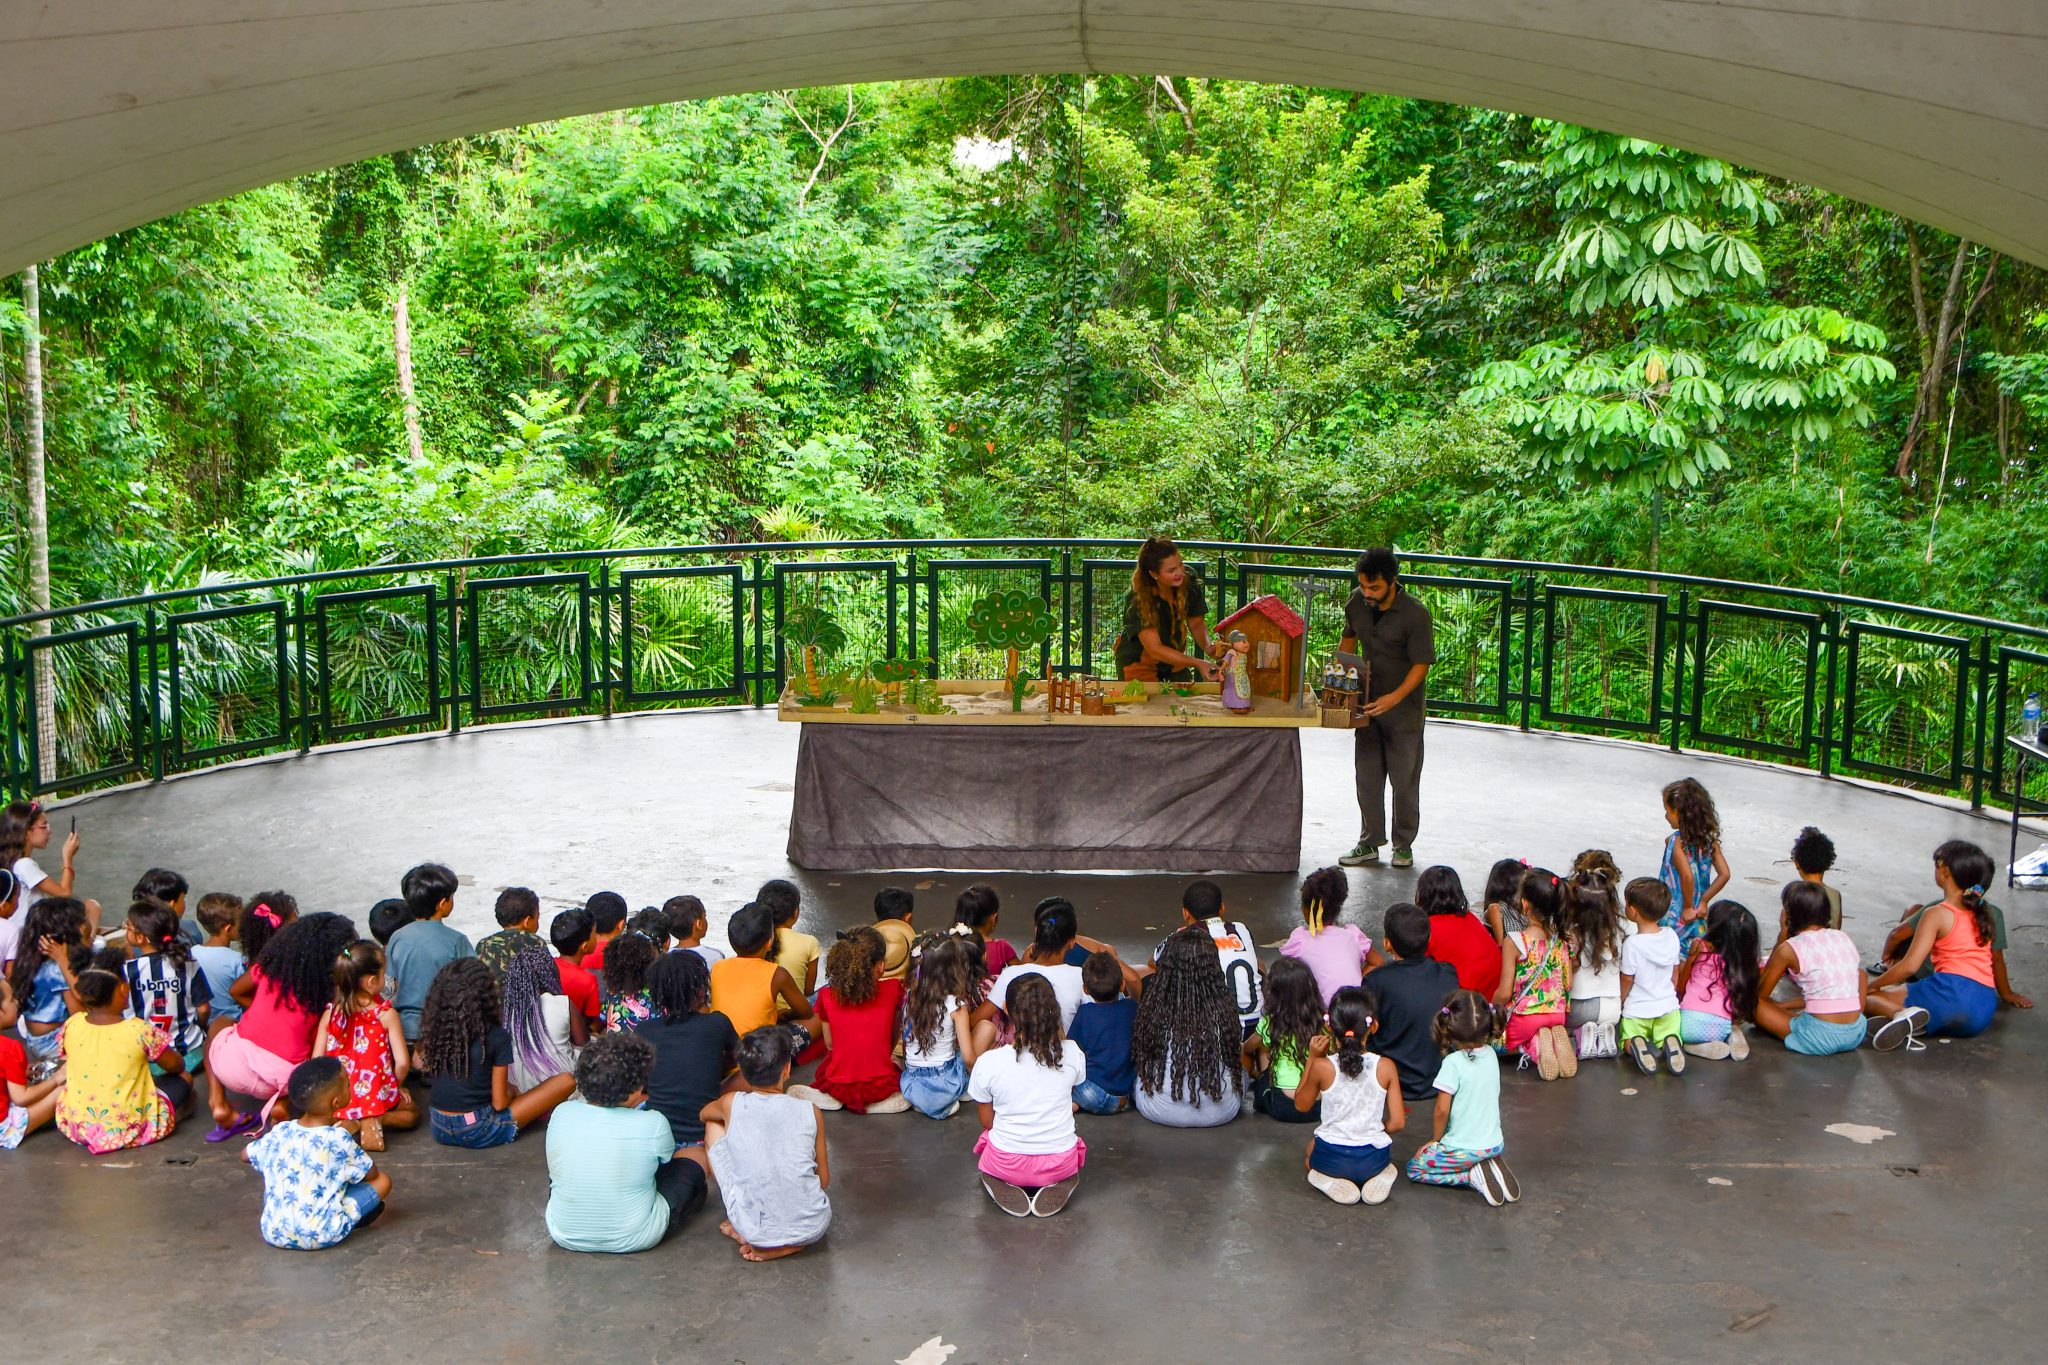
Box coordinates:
[786,721,1303,871]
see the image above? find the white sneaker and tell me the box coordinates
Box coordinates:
[1360,1166,1397,1205]
[1727,1025,1751,1061]
[865,1093,911,1114]
[1871,1007,1928,1053]
[1307,1170,1361,1204]
[1468,1161,1506,1206]
[785,1084,844,1110]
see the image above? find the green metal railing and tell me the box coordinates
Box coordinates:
[5,538,2046,816]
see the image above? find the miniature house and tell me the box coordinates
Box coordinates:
[1214,594,1306,702]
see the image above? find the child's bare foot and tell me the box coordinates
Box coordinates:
[719,1219,745,1247]
[741,1242,804,1262]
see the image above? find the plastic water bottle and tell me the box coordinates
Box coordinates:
[2024,691,2043,744]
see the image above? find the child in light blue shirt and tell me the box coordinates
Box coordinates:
[190,892,246,1023]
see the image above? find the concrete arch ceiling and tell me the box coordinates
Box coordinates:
[3,2,2046,280]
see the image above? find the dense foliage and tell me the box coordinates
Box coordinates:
[4,78,2046,623]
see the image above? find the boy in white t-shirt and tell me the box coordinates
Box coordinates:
[1154,880,1263,1031]
[1618,877,1687,1076]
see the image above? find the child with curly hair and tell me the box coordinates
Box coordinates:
[1292,985,1405,1205]
[600,931,659,1032]
[420,957,575,1149]
[245,1057,391,1250]
[788,926,908,1114]
[900,932,981,1119]
[57,957,186,1153]
[1659,778,1729,953]
[1133,927,1242,1128]
[314,940,416,1151]
[546,1031,706,1254]
[1790,826,1842,930]
[1242,955,1322,1123]
[1405,989,1517,1205]
[207,911,358,1140]
[1492,868,1575,1080]
[968,972,1086,1217]
[1281,866,1382,1005]
[703,1026,833,1258]
[1677,901,1761,1061]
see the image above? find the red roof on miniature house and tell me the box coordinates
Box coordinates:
[1216,594,1306,639]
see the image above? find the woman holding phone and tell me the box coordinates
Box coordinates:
[0,801,101,934]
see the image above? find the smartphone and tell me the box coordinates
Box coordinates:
[69,816,76,834]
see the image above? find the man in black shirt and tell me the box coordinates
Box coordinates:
[1336,547,1435,868]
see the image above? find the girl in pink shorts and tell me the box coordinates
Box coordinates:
[206,912,358,1139]
[965,972,1087,1217]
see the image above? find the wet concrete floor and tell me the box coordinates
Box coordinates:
[6,710,2043,1361]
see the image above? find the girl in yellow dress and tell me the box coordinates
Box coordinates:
[57,956,186,1153]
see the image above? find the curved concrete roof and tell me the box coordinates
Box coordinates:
[3,3,2046,278]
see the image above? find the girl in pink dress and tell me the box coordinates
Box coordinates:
[316,940,417,1150]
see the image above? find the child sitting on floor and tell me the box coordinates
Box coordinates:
[57,956,185,1153]
[545,1031,706,1254]
[504,940,587,1093]
[245,1057,391,1250]
[666,896,724,967]
[1659,777,1729,953]
[1281,866,1382,1004]
[420,958,575,1149]
[7,896,90,1065]
[1564,863,1630,1061]
[1619,877,1686,1076]
[760,880,820,997]
[1865,840,2018,1046]
[1678,901,1761,1060]
[1293,985,1405,1205]
[703,1026,833,1260]
[1753,882,1866,1056]
[1406,989,1517,1205]
[634,951,735,1174]
[968,972,1086,1217]
[0,974,64,1147]
[1365,903,1461,1109]
[790,927,907,1114]
[1068,950,1137,1117]
[189,892,246,1025]
[955,884,1015,976]
[600,931,659,1032]
[1791,826,1843,930]
[1242,956,1321,1123]
[709,903,814,1048]
[1492,869,1574,1080]
[627,908,672,954]
[900,932,981,1119]
[549,908,603,1029]
[207,911,357,1140]
[1871,838,2031,1015]
[314,940,416,1151]
[120,896,212,1081]
[871,887,918,983]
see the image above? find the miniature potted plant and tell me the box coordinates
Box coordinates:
[782,603,845,699]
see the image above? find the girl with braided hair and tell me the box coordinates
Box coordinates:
[499,938,584,1093]
[1280,866,1383,1004]
[1132,926,1242,1128]
[1292,985,1405,1205]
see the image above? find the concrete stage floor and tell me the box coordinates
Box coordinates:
[7,709,2045,1362]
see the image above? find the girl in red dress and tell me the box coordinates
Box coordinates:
[789,927,908,1114]
[315,941,418,1150]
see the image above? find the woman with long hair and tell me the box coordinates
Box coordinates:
[1112,535,1219,683]
[0,799,102,947]
[1132,926,1242,1128]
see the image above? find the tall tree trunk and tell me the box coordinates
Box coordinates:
[1895,236,1997,482]
[22,264,55,783]
[392,277,425,462]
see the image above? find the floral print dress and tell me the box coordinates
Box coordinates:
[57,1015,176,1153]
[1659,832,1717,954]
[323,997,402,1121]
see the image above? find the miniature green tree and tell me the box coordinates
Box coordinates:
[964,590,1058,691]
[782,603,845,698]
[869,656,924,707]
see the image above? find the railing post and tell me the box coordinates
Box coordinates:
[1818,606,1840,779]
[1058,549,1073,678]
[751,553,768,707]
[447,572,463,738]
[902,549,918,664]
[1,630,16,799]
[295,588,313,755]
[1517,574,1536,732]
[1668,589,1688,754]
[598,561,613,720]
[1968,632,1990,811]
[146,604,165,782]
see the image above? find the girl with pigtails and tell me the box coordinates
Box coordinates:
[1292,985,1404,1205]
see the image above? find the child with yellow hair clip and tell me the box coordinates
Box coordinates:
[1280,866,1384,1005]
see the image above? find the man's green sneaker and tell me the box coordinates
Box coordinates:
[1339,841,1381,867]
[1391,846,1414,868]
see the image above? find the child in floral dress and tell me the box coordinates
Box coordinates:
[315,941,417,1151]
[57,957,185,1153]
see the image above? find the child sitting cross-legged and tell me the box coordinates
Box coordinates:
[1677,901,1761,1061]
[788,927,908,1114]
[1753,881,1868,1056]
[57,952,186,1153]
[633,951,736,1176]
[121,896,212,1083]
[1242,956,1322,1123]
[600,931,660,1032]
[899,932,983,1120]
[245,1057,391,1250]
[968,972,1087,1217]
[710,902,815,1050]
[1618,878,1687,1076]
[545,1030,707,1254]
[1292,985,1405,1206]
[1068,950,1136,1116]
[1405,989,1518,1206]
[0,974,64,1148]
[702,1026,833,1261]
[420,958,575,1149]
[313,940,417,1151]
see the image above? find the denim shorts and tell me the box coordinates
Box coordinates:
[1786,1012,1864,1056]
[341,1180,382,1221]
[1905,972,1998,1039]
[899,1055,969,1118]
[430,1107,519,1149]
[1309,1137,1391,1184]
[1072,1079,1129,1115]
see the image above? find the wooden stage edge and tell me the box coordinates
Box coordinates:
[776,679,1338,729]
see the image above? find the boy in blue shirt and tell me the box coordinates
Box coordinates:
[1068,952,1137,1114]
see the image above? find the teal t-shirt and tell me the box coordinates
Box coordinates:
[544,1101,677,1253]
[1434,1046,1503,1153]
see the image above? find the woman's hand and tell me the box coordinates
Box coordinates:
[1193,660,1218,682]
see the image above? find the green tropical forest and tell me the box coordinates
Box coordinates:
[5,76,2048,796]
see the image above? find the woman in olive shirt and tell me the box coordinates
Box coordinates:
[1113,536,1220,682]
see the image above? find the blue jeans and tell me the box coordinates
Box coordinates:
[1072,1079,1128,1115]
[899,1055,968,1118]
[430,1107,519,1149]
